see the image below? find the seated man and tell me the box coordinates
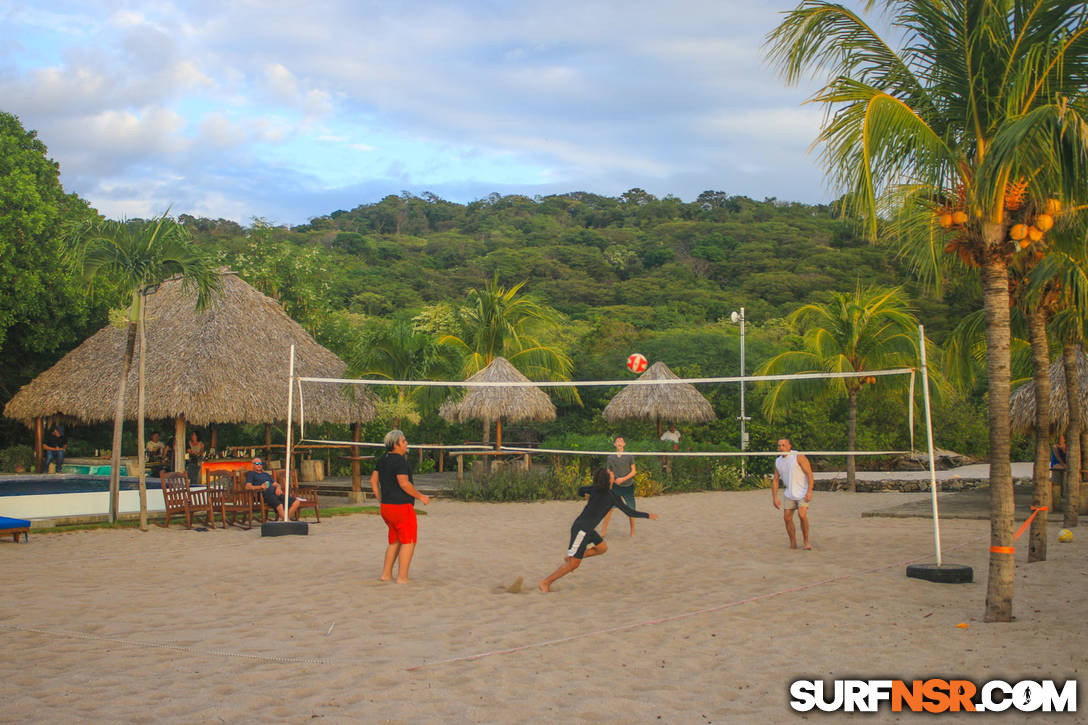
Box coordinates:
[244,457,301,521]
[43,424,66,473]
[145,432,170,477]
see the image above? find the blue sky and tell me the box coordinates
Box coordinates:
[2,1,868,226]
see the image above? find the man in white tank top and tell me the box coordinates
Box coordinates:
[772,438,814,549]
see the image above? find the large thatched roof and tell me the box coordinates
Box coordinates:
[602,361,716,424]
[439,357,556,424]
[1009,347,1088,434]
[3,271,375,426]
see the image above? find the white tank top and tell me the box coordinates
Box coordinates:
[776,452,808,500]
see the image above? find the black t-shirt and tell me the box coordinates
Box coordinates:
[376,452,414,505]
[572,485,648,532]
[245,471,273,488]
[45,431,66,449]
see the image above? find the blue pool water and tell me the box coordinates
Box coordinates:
[0,475,167,520]
[0,475,162,496]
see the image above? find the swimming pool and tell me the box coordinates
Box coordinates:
[0,475,166,520]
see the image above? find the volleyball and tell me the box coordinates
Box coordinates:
[1058,528,1073,543]
[626,353,648,374]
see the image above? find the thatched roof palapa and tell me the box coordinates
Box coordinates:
[439,356,557,425]
[602,361,716,427]
[4,271,375,426]
[1009,347,1088,434]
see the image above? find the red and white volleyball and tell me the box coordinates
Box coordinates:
[626,353,648,373]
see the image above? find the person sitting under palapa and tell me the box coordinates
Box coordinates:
[244,457,301,521]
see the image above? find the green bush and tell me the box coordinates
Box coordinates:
[0,444,35,472]
[449,460,589,502]
[709,461,767,491]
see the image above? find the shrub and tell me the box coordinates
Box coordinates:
[0,445,35,472]
[633,469,664,497]
[710,461,767,491]
[449,461,590,502]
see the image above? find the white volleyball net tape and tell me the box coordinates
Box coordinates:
[294,367,920,460]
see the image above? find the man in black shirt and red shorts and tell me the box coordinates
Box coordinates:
[370,429,430,583]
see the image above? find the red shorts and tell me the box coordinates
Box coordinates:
[380,503,418,544]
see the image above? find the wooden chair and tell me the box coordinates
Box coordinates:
[275,469,320,523]
[158,472,214,529]
[232,469,269,523]
[208,470,251,529]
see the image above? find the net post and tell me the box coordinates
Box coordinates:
[285,344,295,505]
[919,325,942,566]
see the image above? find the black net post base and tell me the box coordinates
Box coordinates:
[261,521,309,537]
[906,563,973,584]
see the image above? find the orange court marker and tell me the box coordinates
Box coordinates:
[990,546,1015,554]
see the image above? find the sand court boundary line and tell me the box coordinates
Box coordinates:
[0,623,331,665]
[406,546,967,672]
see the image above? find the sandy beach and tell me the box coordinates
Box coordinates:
[1,489,1084,723]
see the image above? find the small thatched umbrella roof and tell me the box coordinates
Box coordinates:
[4,271,375,426]
[602,361,716,434]
[1010,347,1088,434]
[439,357,556,449]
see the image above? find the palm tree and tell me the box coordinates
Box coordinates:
[756,285,922,491]
[348,317,455,427]
[766,0,1088,622]
[71,213,220,526]
[427,276,578,442]
[1030,225,1088,529]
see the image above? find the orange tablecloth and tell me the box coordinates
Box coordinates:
[200,459,252,483]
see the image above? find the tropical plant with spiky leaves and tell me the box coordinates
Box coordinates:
[426,276,579,442]
[756,285,925,491]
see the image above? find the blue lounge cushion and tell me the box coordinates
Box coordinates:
[0,516,31,542]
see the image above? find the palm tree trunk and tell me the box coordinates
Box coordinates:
[108,308,138,523]
[1026,307,1050,562]
[846,386,858,492]
[1062,344,1081,529]
[136,292,148,531]
[981,253,1014,623]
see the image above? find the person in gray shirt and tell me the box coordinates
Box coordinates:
[601,435,638,537]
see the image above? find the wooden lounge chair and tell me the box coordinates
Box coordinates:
[275,469,320,523]
[158,471,214,529]
[232,470,268,523]
[208,470,252,529]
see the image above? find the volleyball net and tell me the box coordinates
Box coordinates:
[293,366,923,460]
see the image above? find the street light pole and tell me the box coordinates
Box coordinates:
[731,308,749,476]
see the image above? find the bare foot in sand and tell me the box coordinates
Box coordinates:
[804,543,812,550]
[538,580,550,593]
[379,576,392,582]
[396,578,410,584]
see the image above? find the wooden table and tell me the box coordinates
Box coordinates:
[449,450,531,481]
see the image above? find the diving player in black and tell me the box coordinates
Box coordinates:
[538,467,659,593]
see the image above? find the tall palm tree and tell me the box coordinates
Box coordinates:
[71,213,220,526]
[1030,226,1088,529]
[348,317,455,427]
[767,0,1088,622]
[431,276,579,442]
[756,285,922,491]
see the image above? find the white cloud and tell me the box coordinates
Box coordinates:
[3,0,854,223]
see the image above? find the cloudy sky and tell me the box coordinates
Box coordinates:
[2,1,870,226]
